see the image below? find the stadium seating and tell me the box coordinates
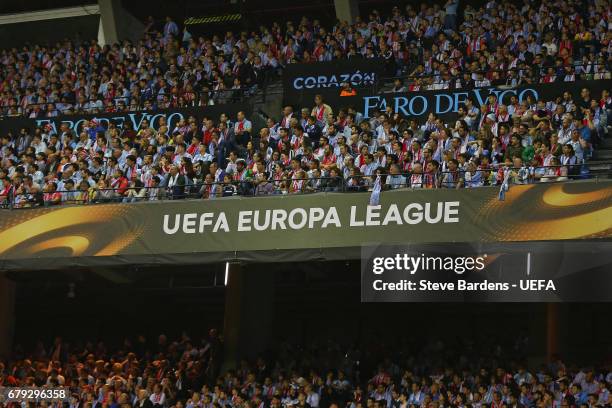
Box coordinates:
[0,1,610,207]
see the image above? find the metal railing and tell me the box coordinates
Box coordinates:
[370,62,611,94]
[0,88,255,119]
[382,65,608,88]
[1,162,608,210]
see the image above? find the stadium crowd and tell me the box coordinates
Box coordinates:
[0,0,611,207]
[0,334,610,408]
[0,0,610,117]
[0,81,610,207]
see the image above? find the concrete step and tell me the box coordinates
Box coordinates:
[586,160,611,180]
[593,149,612,160]
[601,138,612,149]
[587,161,612,171]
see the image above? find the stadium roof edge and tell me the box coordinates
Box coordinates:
[0,4,99,25]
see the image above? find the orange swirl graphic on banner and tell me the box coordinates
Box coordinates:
[0,205,138,257]
[477,184,536,214]
[475,183,612,241]
[542,184,612,207]
[24,236,90,256]
[95,226,145,256]
[497,207,612,241]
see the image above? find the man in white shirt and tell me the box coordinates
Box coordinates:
[305,385,320,408]
[225,151,238,175]
[31,134,47,154]
[193,144,214,163]
[360,154,378,176]
[557,117,574,144]
[149,384,166,407]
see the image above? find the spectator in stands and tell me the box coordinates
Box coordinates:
[42,181,61,206]
[167,164,186,199]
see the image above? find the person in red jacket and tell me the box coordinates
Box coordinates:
[0,177,14,206]
[110,169,129,197]
[42,181,62,206]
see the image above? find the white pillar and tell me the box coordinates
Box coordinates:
[334,0,360,24]
[97,0,119,45]
[98,16,106,46]
[97,0,144,45]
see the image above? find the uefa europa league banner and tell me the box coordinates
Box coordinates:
[0,181,611,270]
[0,104,249,137]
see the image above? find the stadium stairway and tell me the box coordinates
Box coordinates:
[591,132,612,179]
[251,79,284,130]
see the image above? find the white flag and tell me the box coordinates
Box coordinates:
[370,175,382,206]
[498,167,510,201]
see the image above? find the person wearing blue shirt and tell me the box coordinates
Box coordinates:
[386,164,406,189]
[163,16,179,40]
[463,161,483,188]
[442,159,460,188]
[571,384,588,405]
[408,383,424,406]
[444,0,459,30]
[573,118,592,144]
[87,120,105,142]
